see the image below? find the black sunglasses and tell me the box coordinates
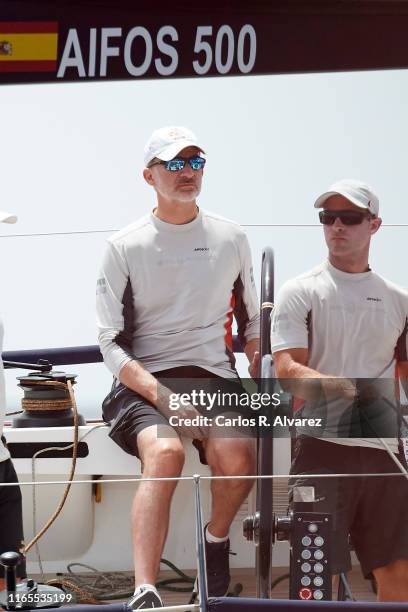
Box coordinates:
[319,210,374,226]
[148,156,206,172]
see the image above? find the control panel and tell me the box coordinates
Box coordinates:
[289,512,332,601]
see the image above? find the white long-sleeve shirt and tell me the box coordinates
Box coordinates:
[97,209,260,379]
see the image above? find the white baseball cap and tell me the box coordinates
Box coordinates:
[0,210,17,224]
[144,126,205,166]
[314,179,379,216]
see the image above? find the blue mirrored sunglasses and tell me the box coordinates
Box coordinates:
[148,156,206,172]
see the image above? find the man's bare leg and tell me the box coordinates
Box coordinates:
[205,437,256,536]
[132,425,184,587]
[373,558,408,601]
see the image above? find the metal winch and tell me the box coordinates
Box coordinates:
[10,361,85,428]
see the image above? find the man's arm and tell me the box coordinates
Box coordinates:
[118,354,208,440]
[96,241,135,377]
[273,348,356,402]
[119,360,158,403]
[118,360,178,414]
[233,231,260,378]
[244,338,260,378]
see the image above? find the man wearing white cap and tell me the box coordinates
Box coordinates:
[0,210,26,590]
[97,127,260,608]
[271,179,408,601]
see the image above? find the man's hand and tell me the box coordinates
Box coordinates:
[273,349,359,401]
[248,350,260,379]
[331,378,358,402]
[156,383,210,440]
[356,380,383,407]
[341,385,358,402]
[244,339,260,379]
[119,361,209,439]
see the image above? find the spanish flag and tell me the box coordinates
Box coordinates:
[0,22,58,73]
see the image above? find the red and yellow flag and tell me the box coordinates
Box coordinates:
[0,22,58,73]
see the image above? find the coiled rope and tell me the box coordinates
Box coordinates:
[21,377,76,412]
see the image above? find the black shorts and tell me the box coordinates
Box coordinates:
[290,436,408,578]
[0,454,26,578]
[102,366,248,462]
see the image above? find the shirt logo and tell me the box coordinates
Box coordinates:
[194,247,209,252]
[96,277,107,294]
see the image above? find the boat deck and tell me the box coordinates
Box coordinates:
[33,565,376,606]
[90,567,375,606]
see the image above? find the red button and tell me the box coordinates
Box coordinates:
[299,588,312,600]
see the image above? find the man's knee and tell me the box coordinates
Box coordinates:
[373,559,408,601]
[206,438,255,475]
[141,438,185,476]
[374,558,408,580]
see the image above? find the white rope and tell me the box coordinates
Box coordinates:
[0,223,406,239]
[378,437,408,482]
[144,606,198,612]
[1,471,407,488]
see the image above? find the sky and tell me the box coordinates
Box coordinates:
[1,68,407,415]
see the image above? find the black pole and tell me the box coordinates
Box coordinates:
[194,475,208,612]
[0,552,20,611]
[256,247,275,598]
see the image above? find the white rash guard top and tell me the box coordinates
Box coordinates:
[271,260,408,453]
[97,209,260,380]
[0,318,11,462]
